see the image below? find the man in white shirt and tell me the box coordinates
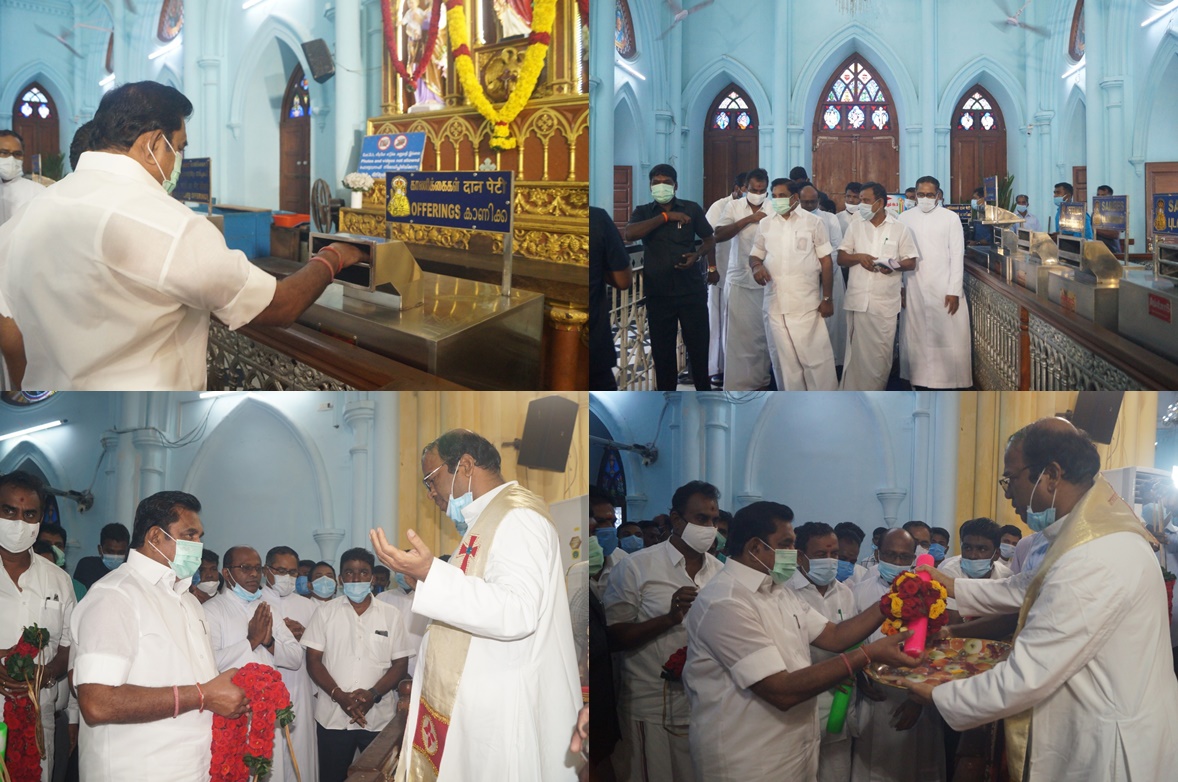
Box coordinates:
[376,570,429,678]
[685,503,920,782]
[302,548,411,782]
[935,517,1012,623]
[203,545,303,782]
[837,182,862,237]
[785,522,860,782]
[750,179,837,391]
[602,480,725,782]
[800,183,847,369]
[262,545,320,782]
[838,181,919,391]
[911,419,1178,781]
[588,484,628,601]
[0,131,39,388]
[1013,194,1040,232]
[898,175,971,390]
[997,524,1022,568]
[705,173,746,384]
[71,491,248,782]
[712,168,775,390]
[0,472,74,782]
[0,81,367,390]
[369,429,581,781]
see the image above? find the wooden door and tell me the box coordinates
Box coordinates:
[613,165,632,229]
[703,84,759,209]
[279,66,311,214]
[1072,166,1087,208]
[1146,162,1178,249]
[813,55,899,210]
[950,85,1007,204]
[12,83,59,177]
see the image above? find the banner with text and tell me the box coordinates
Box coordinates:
[172,157,212,204]
[358,133,426,178]
[1153,193,1178,237]
[1092,195,1127,232]
[385,171,513,234]
[1059,202,1087,235]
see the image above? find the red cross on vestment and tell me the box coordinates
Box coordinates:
[459,535,480,573]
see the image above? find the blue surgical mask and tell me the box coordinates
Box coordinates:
[805,557,838,587]
[1025,469,1059,532]
[312,575,337,599]
[231,581,262,602]
[295,575,310,596]
[594,526,618,558]
[877,560,913,585]
[395,571,412,593]
[446,468,474,534]
[928,543,947,562]
[960,557,994,579]
[149,529,204,581]
[1053,196,1065,207]
[343,581,372,603]
[1015,204,1028,215]
[619,535,644,554]
[101,553,125,571]
[971,199,980,209]
[999,542,1015,560]
[836,560,856,582]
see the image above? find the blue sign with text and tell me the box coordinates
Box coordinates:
[984,175,998,205]
[1092,195,1127,232]
[1059,202,1087,235]
[358,133,426,177]
[172,157,212,204]
[385,171,513,233]
[946,204,973,222]
[1152,193,1178,237]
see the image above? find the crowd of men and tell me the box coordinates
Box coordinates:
[585,419,1178,781]
[0,429,585,782]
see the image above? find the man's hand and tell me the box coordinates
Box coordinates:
[247,602,272,650]
[864,631,923,670]
[570,705,590,756]
[906,679,938,707]
[890,699,923,731]
[706,268,720,285]
[667,586,699,624]
[818,299,834,318]
[877,264,894,275]
[664,211,691,225]
[334,689,367,727]
[916,564,955,597]
[856,670,887,702]
[203,669,249,719]
[744,211,768,227]
[945,295,960,315]
[350,688,376,716]
[675,252,700,270]
[370,527,435,583]
[751,265,771,286]
[283,618,305,641]
[325,242,367,270]
[859,257,877,272]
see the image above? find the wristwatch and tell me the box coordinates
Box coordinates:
[368,687,383,704]
[707,266,717,273]
[822,296,832,302]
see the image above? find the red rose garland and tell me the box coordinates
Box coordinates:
[381,0,444,89]
[209,663,296,782]
[2,626,51,782]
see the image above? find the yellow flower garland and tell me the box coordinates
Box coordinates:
[446,0,557,150]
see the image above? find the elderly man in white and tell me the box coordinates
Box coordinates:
[910,419,1178,781]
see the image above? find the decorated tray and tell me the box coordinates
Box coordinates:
[866,637,1012,690]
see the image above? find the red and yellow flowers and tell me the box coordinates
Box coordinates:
[879,571,949,637]
[2,625,50,782]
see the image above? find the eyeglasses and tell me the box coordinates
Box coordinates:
[228,565,262,576]
[266,566,298,576]
[998,466,1030,493]
[422,463,445,492]
[0,150,24,159]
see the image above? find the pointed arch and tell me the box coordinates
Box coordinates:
[702,83,760,207]
[949,83,1008,204]
[1059,85,1087,177]
[227,14,315,132]
[588,394,646,516]
[0,63,74,156]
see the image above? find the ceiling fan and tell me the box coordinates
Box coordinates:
[993,0,1048,37]
[35,25,83,58]
[658,0,715,40]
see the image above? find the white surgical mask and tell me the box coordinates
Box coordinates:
[845,201,857,214]
[905,199,917,210]
[271,573,296,597]
[147,134,183,195]
[999,542,1015,560]
[195,580,219,596]
[678,522,717,554]
[971,199,980,209]
[858,202,877,221]
[0,517,39,553]
[805,557,839,586]
[0,157,24,182]
[745,191,766,207]
[918,197,937,213]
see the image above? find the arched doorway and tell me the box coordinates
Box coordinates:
[950,85,1007,204]
[12,83,60,177]
[812,55,899,209]
[279,65,311,214]
[703,84,759,209]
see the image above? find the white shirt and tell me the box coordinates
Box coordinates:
[566,559,590,667]
[785,569,858,740]
[715,197,773,289]
[937,555,1012,614]
[71,550,219,782]
[812,209,844,265]
[706,195,738,280]
[590,546,627,602]
[264,587,319,782]
[0,151,277,389]
[603,539,724,723]
[751,208,833,317]
[377,587,429,677]
[0,175,44,226]
[685,558,829,782]
[1008,530,1051,576]
[838,213,920,316]
[301,594,412,732]
[1016,211,1041,232]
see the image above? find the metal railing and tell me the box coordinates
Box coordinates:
[607,245,655,389]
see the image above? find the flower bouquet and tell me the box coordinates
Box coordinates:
[342,172,374,209]
[209,663,298,782]
[1164,567,1176,619]
[660,647,687,683]
[2,624,51,782]
[878,570,949,646]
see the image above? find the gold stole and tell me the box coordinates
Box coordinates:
[400,484,554,782]
[1003,475,1152,781]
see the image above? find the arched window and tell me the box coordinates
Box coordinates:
[1068,0,1085,62]
[955,87,1004,133]
[18,87,51,121]
[12,83,60,176]
[711,88,756,132]
[284,74,311,119]
[596,446,627,523]
[157,0,184,43]
[818,57,894,133]
[703,83,759,207]
[615,0,637,61]
[950,84,1007,204]
[280,65,311,213]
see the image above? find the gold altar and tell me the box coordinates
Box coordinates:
[340,0,588,389]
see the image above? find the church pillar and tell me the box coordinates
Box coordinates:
[876,489,907,528]
[344,398,376,551]
[626,492,648,521]
[934,127,951,190]
[1035,111,1054,225]
[312,528,346,565]
[372,393,399,545]
[772,2,790,176]
[333,0,366,191]
[905,127,923,188]
[931,392,960,543]
[664,391,685,493]
[654,111,675,172]
[1083,6,1105,195]
[100,434,121,529]
[182,0,203,119]
[697,392,730,505]
[922,0,938,178]
[113,395,142,524]
[133,428,167,499]
[910,393,933,523]
[588,0,615,210]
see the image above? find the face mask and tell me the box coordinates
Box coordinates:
[745,192,766,207]
[877,560,913,584]
[858,202,877,221]
[772,197,794,216]
[1025,469,1059,532]
[195,580,219,596]
[51,545,66,568]
[971,199,980,209]
[918,197,937,213]
[1015,204,1028,215]
[102,553,125,571]
[446,468,474,534]
[961,557,994,579]
[928,543,947,562]
[1053,196,1065,207]
[312,575,337,599]
[594,526,618,558]
[678,521,717,554]
[231,580,262,603]
[714,531,727,555]
[148,529,204,581]
[905,199,916,210]
[343,581,372,603]
[395,571,412,592]
[587,536,604,575]
[845,201,857,214]
[805,557,838,586]
[836,560,856,582]
[754,539,797,584]
[271,573,296,597]
[147,133,183,194]
[0,157,24,182]
[999,542,1015,559]
[619,534,644,554]
[651,183,675,204]
[295,575,310,596]
[0,518,39,553]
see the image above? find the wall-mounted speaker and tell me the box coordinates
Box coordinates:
[517,396,580,472]
[301,39,335,83]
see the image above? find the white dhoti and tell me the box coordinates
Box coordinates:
[850,688,945,782]
[825,269,847,367]
[767,311,837,390]
[817,689,853,782]
[616,716,696,782]
[723,285,773,390]
[708,283,726,377]
[840,310,896,391]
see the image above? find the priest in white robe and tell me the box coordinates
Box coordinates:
[370,429,581,781]
[897,176,971,389]
[910,419,1178,781]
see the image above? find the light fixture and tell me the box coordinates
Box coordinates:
[148,37,182,60]
[199,391,235,399]
[1061,59,1085,79]
[1142,1,1178,27]
[99,73,116,88]
[615,58,646,82]
[0,420,66,443]
[242,0,274,9]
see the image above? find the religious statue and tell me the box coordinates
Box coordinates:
[1158,199,1168,234]
[402,0,448,106]
[493,0,533,39]
[388,176,411,217]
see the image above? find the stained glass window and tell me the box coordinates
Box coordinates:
[713,111,729,130]
[157,0,184,43]
[960,113,974,130]
[707,85,756,134]
[736,111,751,130]
[816,57,894,133]
[615,0,637,60]
[19,88,50,120]
[980,112,994,131]
[285,73,311,120]
[718,92,748,110]
[596,447,627,520]
[954,84,1003,134]
[1068,0,1085,62]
